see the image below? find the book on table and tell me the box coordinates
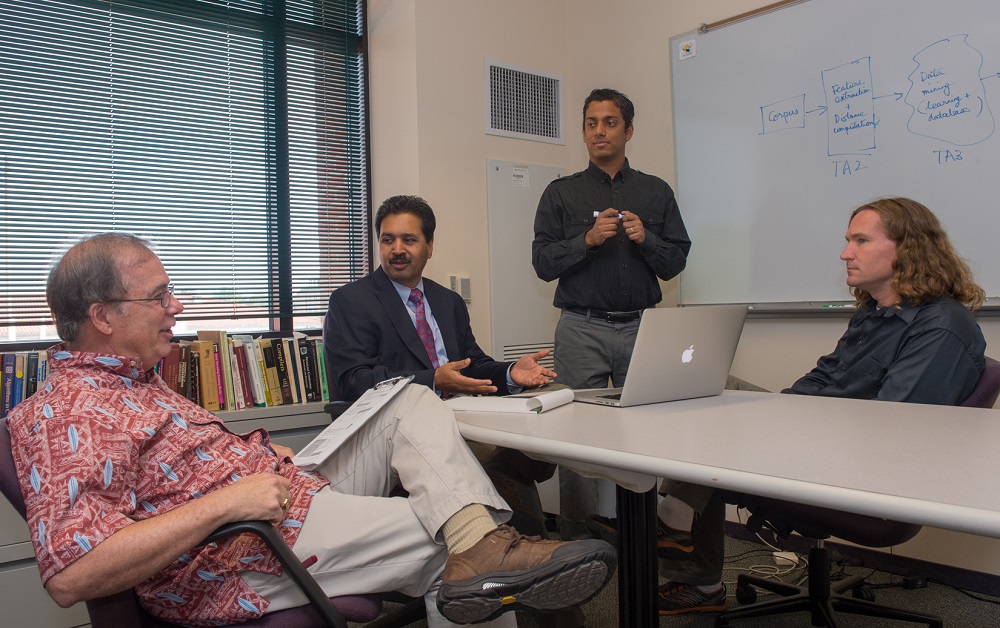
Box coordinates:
[445,385,574,414]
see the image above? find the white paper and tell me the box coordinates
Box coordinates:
[446,387,574,414]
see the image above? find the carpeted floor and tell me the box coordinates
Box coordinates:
[368,535,1000,627]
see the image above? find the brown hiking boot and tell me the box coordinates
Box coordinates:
[436,524,616,624]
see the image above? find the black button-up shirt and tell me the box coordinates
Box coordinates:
[783,297,986,404]
[531,160,691,312]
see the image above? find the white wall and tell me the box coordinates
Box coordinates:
[368,0,1000,576]
[368,0,572,350]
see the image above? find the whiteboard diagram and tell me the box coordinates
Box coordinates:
[907,35,995,145]
[670,0,1000,306]
[760,35,999,158]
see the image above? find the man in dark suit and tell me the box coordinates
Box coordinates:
[324,194,555,401]
[322,195,596,627]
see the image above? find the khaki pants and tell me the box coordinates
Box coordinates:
[242,384,515,627]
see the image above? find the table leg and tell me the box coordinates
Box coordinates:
[616,484,658,627]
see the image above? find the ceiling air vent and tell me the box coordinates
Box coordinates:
[486,61,563,145]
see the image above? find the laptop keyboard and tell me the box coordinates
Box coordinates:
[597,393,622,400]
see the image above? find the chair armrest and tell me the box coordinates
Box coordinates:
[84,590,150,628]
[204,521,348,628]
[323,401,352,421]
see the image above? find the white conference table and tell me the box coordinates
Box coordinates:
[455,391,1000,627]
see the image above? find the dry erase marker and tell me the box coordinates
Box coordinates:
[593,211,623,219]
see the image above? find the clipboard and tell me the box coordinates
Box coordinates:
[293,375,414,470]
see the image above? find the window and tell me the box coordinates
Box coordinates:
[0,0,369,342]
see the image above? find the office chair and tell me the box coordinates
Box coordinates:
[958,355,1000,409]
[715,496,940,628]
[716,357,1000,628]
[323,400,351,420]
[322,352,352,420]
[0,417,425,628]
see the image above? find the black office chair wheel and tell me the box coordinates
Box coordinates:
[851,584,876,602]
[735,582,758,605]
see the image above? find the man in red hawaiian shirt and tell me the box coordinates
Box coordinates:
[8,232,615,627]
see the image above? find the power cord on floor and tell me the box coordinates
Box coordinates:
[718,508,813,596]
[723,531,1000,614]
[720,537,810,596]
[723,547,774,563]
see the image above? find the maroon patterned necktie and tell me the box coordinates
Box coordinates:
[408,288,440,368]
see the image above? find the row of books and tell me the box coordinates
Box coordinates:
[0,351,50,418]
[160,332,331,412]
[0,332,330,419]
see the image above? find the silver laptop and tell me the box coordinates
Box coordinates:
[573,305,748,407]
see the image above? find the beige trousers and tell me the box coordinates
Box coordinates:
[243,384,515,627]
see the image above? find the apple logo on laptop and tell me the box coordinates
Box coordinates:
[681,345,695,363]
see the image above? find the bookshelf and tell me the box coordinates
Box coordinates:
[1,332,330,422]
[215,401,332,452]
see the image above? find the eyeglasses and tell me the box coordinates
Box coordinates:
[108,284,175,308]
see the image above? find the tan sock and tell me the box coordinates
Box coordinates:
[443,504,497,554]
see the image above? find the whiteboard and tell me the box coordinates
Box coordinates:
[671,0,1000,307]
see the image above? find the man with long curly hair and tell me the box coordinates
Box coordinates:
[654,197,987,615]
[784,196,986,399]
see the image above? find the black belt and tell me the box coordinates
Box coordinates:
[567,307,642,323]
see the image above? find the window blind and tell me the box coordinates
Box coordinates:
[0,0,368,341]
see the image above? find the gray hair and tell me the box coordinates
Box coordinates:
[47,232,155,342]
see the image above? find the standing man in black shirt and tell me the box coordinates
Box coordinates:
[532,88,691,539]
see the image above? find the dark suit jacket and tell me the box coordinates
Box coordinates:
[323,266,512,401]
